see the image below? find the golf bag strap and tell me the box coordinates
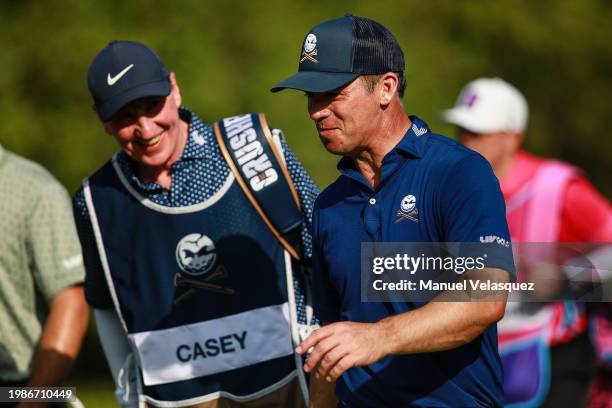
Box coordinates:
[214,113,303,261]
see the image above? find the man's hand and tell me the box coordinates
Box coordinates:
[296,321,387,381]
[298,268,509,388]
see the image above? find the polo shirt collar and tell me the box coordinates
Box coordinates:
[394,115,430,159]
[179,108,208,161]
[337,115,431,180]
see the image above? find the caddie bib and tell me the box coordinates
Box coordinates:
[84,154,305,406]
[499,158,582,408]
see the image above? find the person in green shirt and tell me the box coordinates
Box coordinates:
[0,145,89,406]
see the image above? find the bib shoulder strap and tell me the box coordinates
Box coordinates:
[214,113,303,260]
[524,160,577,242]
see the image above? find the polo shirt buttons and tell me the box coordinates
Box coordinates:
[364,197,380,237]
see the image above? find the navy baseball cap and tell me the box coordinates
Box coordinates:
[87,40,171,122]
[271,14,404,93]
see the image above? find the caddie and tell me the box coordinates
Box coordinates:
[443,77,612,408]
[73,40,319,407]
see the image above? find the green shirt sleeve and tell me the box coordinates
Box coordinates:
[26,180,85,300]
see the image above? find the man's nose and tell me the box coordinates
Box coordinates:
[308,94,330,121]
[135,115,157,138]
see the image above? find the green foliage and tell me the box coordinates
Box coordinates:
[2,0,610,394]
[1,0,610,194]
[71,377,117,407]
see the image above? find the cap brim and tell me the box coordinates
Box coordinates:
[98,80,171,122]
[442,107,499,134]
[271,71,359,93]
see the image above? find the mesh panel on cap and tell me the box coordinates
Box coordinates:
[351,16,405,75]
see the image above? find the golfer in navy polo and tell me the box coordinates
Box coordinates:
[272,15,515,407]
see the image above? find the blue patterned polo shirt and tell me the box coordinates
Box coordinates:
[73,108,319,324]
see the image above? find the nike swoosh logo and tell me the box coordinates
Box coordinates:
[107,64,134,86]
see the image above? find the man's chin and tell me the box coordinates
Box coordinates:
[321,144,346,156]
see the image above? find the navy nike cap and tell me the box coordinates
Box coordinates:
[87,40,171,122]
[271,14,404,93]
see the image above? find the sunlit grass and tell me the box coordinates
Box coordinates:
[70,377,117,408]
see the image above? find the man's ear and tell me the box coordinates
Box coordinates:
[379,72,399,107]
[169,72,182,107]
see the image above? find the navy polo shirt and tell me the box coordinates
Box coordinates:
[312,116,514,407]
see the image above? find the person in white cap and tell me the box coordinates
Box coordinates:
[444,77,612,408]
[443,78,529,180]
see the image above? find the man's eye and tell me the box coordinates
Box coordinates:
[143,98,164,115]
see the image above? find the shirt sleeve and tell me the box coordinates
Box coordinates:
[559,176,612,242]
[278,135,320,264]
[438,154,516,276]
[73,187,114,309]
[26,180,85,301]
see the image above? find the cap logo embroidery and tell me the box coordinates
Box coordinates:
[107,64,134,86]
[463,91,478,108]
[300,34,318,63]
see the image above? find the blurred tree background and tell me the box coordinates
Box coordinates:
[1,0,610,405]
